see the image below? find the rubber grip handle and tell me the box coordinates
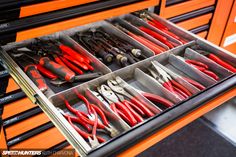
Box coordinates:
[24,64,48,92]
[60,57,83,75]
[123,100,144,123]
[91,104,109,126]
[36,64,58,79]
[182,77,205,90]
[63,54,89,71]
[203,69,219,80]
[114,102,137,126]
[130,97,155,117]
[208,54,236,73]
[59,44,90,64]
[142,92,174,108]
[170,80,192,97]
[185,60,208,69]
[129,33,162,55]
[39,57,75,82]
[74,73,102,82]
[139,26,167,43]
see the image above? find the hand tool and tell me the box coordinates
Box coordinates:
[196,49,236,73]
[59,56,84,75]
[7,122,54,147]
[12,49,76,82]
[74,92,119,137]
[139,26,175,49]
[11,51,58,80]
[137,11,187,44]
[148,62,192,100]
[91,29,145,59]
[114,24,164,55]
[3,107,42,127]
[13,56,48,92]
[107,77,155,117]
[181,77,205,90]
[0,89,26,106]
[63,93,118,138]
[98,84,137,126]
[50,72,103,86]
[136,89,174,108]
[178,56,219,80]
[94,38,129,66]
[58,109,105,148]
[78,34,114,63]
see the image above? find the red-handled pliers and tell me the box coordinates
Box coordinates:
[58,108,105,148]
[180,57,219,80]
[98,84,138,126]
[148,62,192,100]
[196,50,236,73]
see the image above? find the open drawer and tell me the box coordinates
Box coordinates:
[0,11,235,157]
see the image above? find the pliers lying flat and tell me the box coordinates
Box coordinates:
[196,49,236,73]
[148,62,192,100]
[178,56,219,80]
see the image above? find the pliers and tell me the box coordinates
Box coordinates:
[58,108,105,148]
[178,56,219,80]
[148,62,192,100]
[62,93,118,145]
[136,10,187,44]
[98,84,138,126]
[196,49,236,73]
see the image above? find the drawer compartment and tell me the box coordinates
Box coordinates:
[0,11,235,157]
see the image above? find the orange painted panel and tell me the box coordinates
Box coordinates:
[11,127,65,149]
[160,0,215,18]
[5,113,50,139]
[207,0,234,45]
[0,127,8,149]
[2,98,36,120]
[6,78,20,93]
[177,13,213,30]
[16,0,158,42]
[197,31,208,39]
[220,0,236,54]
[118,88,236,157]
[20,0,98,18]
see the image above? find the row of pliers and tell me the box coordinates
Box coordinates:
[148,62,193,100]
[58,92,119,148]
[95,77,174,126]
[177,56,219,80]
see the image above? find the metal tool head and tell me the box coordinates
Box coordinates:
[88,136,100,148]
[97,85,119,104]
[90,90,110,107]
[107,78,132,99]
[151,61,171,82]
[105,124,120,137]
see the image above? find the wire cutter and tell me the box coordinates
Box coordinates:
[148,62,192,100]
[107,78,155,117]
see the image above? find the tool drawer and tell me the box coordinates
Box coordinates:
[0,10,235,157]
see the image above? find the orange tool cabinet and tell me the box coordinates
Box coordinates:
[220,0,236,54]
[0,0,235,157]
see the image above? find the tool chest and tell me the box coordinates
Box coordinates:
[0,1,235,157]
